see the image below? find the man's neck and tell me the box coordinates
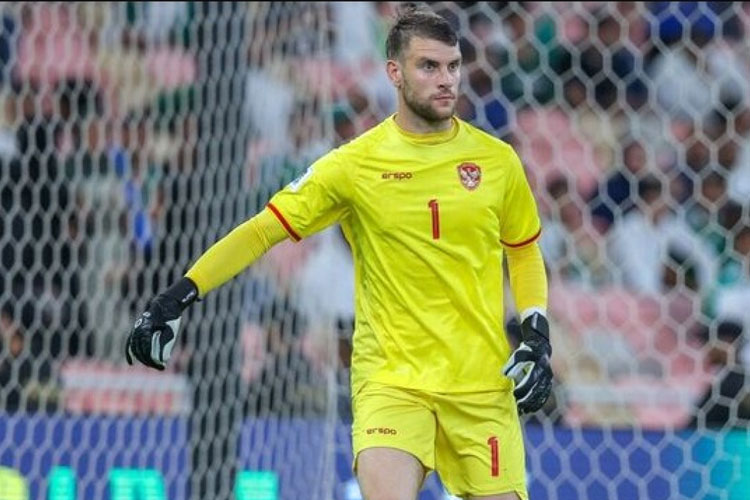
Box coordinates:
[394,107,454,134]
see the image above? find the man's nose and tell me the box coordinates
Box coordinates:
[438,67,456,87]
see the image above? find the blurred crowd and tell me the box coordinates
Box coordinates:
[0,2,749,430]
[0,2,201,412]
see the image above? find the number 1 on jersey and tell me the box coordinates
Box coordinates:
[428,199,440,240]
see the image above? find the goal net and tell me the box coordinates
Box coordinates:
[0,2,749,500]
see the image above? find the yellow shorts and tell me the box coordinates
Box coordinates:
[352,381,528,499]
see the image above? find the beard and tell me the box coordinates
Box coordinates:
[402,78,455,123]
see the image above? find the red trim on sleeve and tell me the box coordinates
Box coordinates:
[266,203,302,242]
[501,227,542,248]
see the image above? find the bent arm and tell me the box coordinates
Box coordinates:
[505,241,548,321]
[185,208,289,297]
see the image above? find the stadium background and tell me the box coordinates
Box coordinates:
[0,2,749,499]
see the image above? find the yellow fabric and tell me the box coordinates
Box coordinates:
[352,382,437,472]
[268,114,542,394]
[185,208,288,297]
[352,382,528,499]
[505,241,548,317]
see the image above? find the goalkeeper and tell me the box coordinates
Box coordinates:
[126,4,551,500]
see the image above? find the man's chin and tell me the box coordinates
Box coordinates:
[425,106,455,122]
[406,99,455,123]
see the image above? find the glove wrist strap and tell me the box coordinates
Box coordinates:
[521,312,552,356]
[162,277,199,312]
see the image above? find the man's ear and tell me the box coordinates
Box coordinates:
[386,59,402,89]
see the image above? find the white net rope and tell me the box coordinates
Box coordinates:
[0,2,749,500]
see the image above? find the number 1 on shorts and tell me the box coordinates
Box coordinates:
[487,436,499,477]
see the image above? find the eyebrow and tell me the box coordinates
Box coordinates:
[416,56,462,65]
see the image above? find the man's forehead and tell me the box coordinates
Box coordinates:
[405,36,461,60]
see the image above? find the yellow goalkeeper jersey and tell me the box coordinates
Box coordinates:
[268,115,541,394]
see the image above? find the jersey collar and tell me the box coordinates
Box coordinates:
[389,114,460,145]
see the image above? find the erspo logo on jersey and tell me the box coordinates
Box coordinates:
[381,171,413,180]
[457,162,482,190]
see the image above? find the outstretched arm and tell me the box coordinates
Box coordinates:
[126,142,352,371]
[186,208,289,297]
[125,208,289,370]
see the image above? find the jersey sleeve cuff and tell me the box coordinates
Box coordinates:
[266,203,302,242]
[501,227,542,248]
[520,307,547,322]
[184,268,208,298]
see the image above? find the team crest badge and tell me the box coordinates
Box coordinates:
[457,163,482,190]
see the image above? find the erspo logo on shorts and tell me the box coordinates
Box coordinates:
[365,427,398,435]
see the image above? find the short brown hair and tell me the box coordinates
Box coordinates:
[385,3,458,60]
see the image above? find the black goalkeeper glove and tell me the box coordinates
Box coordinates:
[125,277,198,371]
[502,312,553,414]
